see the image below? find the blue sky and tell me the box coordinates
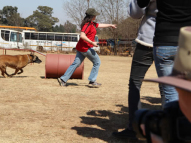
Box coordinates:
[0,0,69,25]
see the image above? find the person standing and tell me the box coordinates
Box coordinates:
[141,26,191,143]
[58,8,116,87]
[113,0,157,139]
[153,0,191,106]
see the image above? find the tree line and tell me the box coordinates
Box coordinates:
[0,6,77,33]
[0,0,141,40]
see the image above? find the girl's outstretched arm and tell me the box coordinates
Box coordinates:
[98,24,117,28]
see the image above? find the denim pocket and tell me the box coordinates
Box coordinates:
[156,46,177,64]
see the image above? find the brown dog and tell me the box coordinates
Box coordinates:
[0,53,42,77]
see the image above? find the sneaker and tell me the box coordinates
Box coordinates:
[88,81,102,88]
[57,78,67,86]
[112,128,137,140]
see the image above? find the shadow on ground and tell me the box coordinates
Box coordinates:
[72,96,162,143]
[0,76,28,78]
[141,96,161,104]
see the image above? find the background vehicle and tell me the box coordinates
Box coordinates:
[0,26,36,31]
[0,28,23,49]
[22,31,100,52]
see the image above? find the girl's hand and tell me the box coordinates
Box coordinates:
[92,42,98,47]
[111,24,117,29]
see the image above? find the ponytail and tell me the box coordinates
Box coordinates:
[81,14,95,29]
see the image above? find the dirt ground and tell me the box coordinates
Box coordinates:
[0,50,161,143]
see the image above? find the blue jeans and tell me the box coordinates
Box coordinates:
[60,48,101,82]
[128,43,154,129]
[153,46,179,107]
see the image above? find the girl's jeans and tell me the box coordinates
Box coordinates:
[128,43,154,129]
[153,46,179,107]
[60,48,101,82]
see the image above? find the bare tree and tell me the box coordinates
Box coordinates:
[95,0,128,55]
[87,0,90,8]
[63,0,129,30]
[118,17,141,39]
[95,0,128,23]
[63,0,92,28]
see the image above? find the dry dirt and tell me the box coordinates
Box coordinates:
[0,50,161,143]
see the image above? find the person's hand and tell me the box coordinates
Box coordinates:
[92,42,98,47]
[150,133,164,143]
[111,24,117,29]
[140,124,164,143]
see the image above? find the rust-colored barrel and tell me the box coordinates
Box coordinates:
[45,54,84,79]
